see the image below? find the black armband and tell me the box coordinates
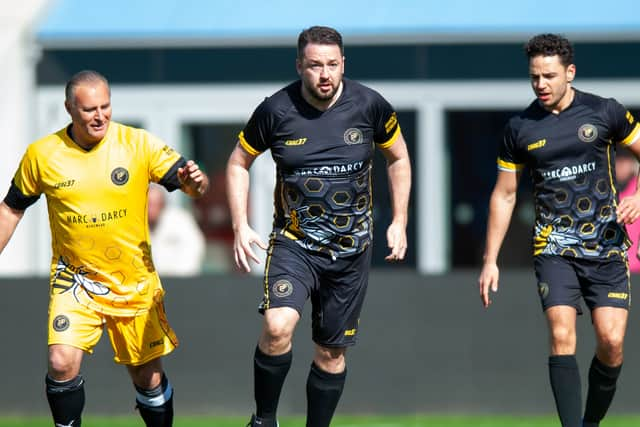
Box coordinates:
[3,180,39,211]
[158,157,187,192]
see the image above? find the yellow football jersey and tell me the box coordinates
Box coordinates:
[12,122,183,316]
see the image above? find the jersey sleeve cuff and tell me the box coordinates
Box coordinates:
[497,158,524,172]
[238,131,262,156]
[376,125,401,149]
[621,122,640,146]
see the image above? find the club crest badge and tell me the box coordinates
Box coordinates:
[111,167,129,185]
[344,128,364,145]
[578,124,598,143]
[53,314,70,332]
[538,282,550,300]
[273,279,293,298]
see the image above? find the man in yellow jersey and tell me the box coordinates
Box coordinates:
[0,70,209,426]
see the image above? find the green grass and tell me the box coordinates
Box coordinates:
[3,415,640,427]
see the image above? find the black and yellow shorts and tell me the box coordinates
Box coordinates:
[534,254,630,314]
[261,234,372,347]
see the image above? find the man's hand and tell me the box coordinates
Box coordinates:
[478,262,499,308]
[178,160,209,197]
[617,193,640,224]
[385,222,407,262]
[233,224,268,273]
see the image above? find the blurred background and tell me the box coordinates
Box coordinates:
[2,0,640,418]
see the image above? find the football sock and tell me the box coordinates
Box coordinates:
[583,355,622,424]
[46,374,85,427]
[549,355,582,427]
[305,362,346,427]
[254,346,292,420]
[135,373,174,427]
[247,413,279,427]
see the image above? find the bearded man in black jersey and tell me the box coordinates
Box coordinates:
[479,34,640,427]
[226,26,411,427]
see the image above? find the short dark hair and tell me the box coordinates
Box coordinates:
[65,70,110,104]
[524,33,574,66]
[297,26,343,59]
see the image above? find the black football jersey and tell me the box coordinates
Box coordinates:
[499,89,640,258]
[239,79,401,258]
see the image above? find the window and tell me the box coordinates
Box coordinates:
[447,110,533,268]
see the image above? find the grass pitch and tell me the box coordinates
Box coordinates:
[3,415,640,426]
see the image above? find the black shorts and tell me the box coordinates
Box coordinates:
[260,234,372,347]
[534,255,630,314]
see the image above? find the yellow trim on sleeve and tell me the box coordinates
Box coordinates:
[238,131,262,156]
[497,158,524,172]
[377,125,401,149]
[621,123,640,146]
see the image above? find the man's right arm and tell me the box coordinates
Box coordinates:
[0,201,25,255]
[478,169,520,308]
[226,142,266,272]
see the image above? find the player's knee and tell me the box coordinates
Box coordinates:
[48,352,80,380]
[315,346,346,373]
[263,317,294,344]
[549,325,576,349]
[597,333,625,362]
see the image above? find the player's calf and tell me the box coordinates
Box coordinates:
[135,373,174,427]
[46,374,85,427]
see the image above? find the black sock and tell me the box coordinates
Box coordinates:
[306,362,346,427]
[548,355,582,427]
[584,356,622,424]
[254,346,292,420]
[46,374,85,426]
[135,373,174,427]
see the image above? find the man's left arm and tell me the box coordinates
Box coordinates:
[380,132,412,262]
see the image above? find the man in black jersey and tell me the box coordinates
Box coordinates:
[226,26,411,427]
[479,34,640,427]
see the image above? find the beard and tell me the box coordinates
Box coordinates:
[303,79,340,102]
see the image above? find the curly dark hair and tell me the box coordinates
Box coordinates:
[297,26,343,59]
[524,33,574,66]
